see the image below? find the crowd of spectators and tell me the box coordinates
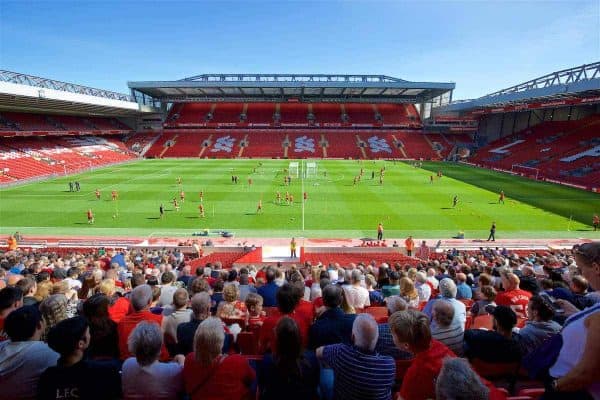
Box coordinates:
[0,242,599,400]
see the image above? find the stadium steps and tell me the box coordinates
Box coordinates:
[391,134,408,158]
[237,134,249,157]
[159,134,177,158]
[198,134,213,157]
[283,134,289,158]
[422,134,441,158]
[321,134,328,158]
[355,134,367,159]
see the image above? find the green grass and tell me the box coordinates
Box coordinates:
[0,159,598,239]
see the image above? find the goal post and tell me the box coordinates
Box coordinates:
[511,164,540,180]
[289,162,299,178]
[305,161,317,178]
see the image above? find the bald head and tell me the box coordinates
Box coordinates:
[352,314,379,352]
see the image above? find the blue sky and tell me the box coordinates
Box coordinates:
[1,0,598,100]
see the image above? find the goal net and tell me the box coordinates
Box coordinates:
[511,164,540,180]
[289,162,299,178]
[305,162,317,178]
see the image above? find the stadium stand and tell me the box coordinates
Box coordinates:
[470,114,600,187]
[1,243,594,398]
[0,112,131,134]
[0,136,136,181]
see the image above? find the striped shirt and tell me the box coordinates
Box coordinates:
[431,325,465,357]
[322,343,395,400]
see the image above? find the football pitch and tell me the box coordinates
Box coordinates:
[0,159,598,239]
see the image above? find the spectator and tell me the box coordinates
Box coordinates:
[426,268,439,289]
[177,266,193,287]
[121,322,184,399]
[365,274,384,305]
[16,277,38,306]
[343,270,370,310]
[455,273,473,299]
[547,242,600,398]
[415,272,431,302]
[495,272,531,318]
[238,272,257,301]
[470,285,497,316]
[163,288,192,349]
[0,286,23,341]
[217,284,247,319]
[260,284,309,352]
[177,293,212,355]
[423,278,467,330]
[519,265,540,294]
[117,284,169,361]
[210,280,224,314]
[245,292,267,329]
[308,284,356,349]
[37,316,122,400]
[183,317,255,400]
[381,270,400,298]
[158,272,177,307]
[33,280,53,304]
[0,305,59,400]
[516,295,561,356]
[98,278,130,323]
[316,314,396,400]
[258,317,319,400]
[399,277,420,308]
[463,305,521,363]
[39,294,68,341]
[257,267,279,307]
[570,275,596,309]
[389,309,456,400]
[82,293,119,360]
[431,300,464,356]
[375,296,413,360]
[435,358,490,400]
[64,267,83,291]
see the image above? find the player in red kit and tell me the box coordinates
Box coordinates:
[95,189,100,200]
[87,209,94,224]
[499,190,505,204]
[111,190,118,200]
[199,191,203,202]
[180,190,185,203]
[173,198,179,211]
[256,199,263,214]
[198,204,205,218]
[303,192,308,201]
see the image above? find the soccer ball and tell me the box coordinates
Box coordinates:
[112,215,116,219]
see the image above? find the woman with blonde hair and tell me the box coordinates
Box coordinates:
[217,284,247,319]
[39,294,68,341]
[34,280,54,303]
[183,317,255,400]
[400,277,420,309]
[98,278,130,323]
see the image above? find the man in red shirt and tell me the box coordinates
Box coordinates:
[389,309,456,400]
[495,272,532,318]
[259,283,309,353]
[117,284,169,360]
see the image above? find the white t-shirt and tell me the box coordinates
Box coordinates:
[343,284,371,309]
[121,358,183,399]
